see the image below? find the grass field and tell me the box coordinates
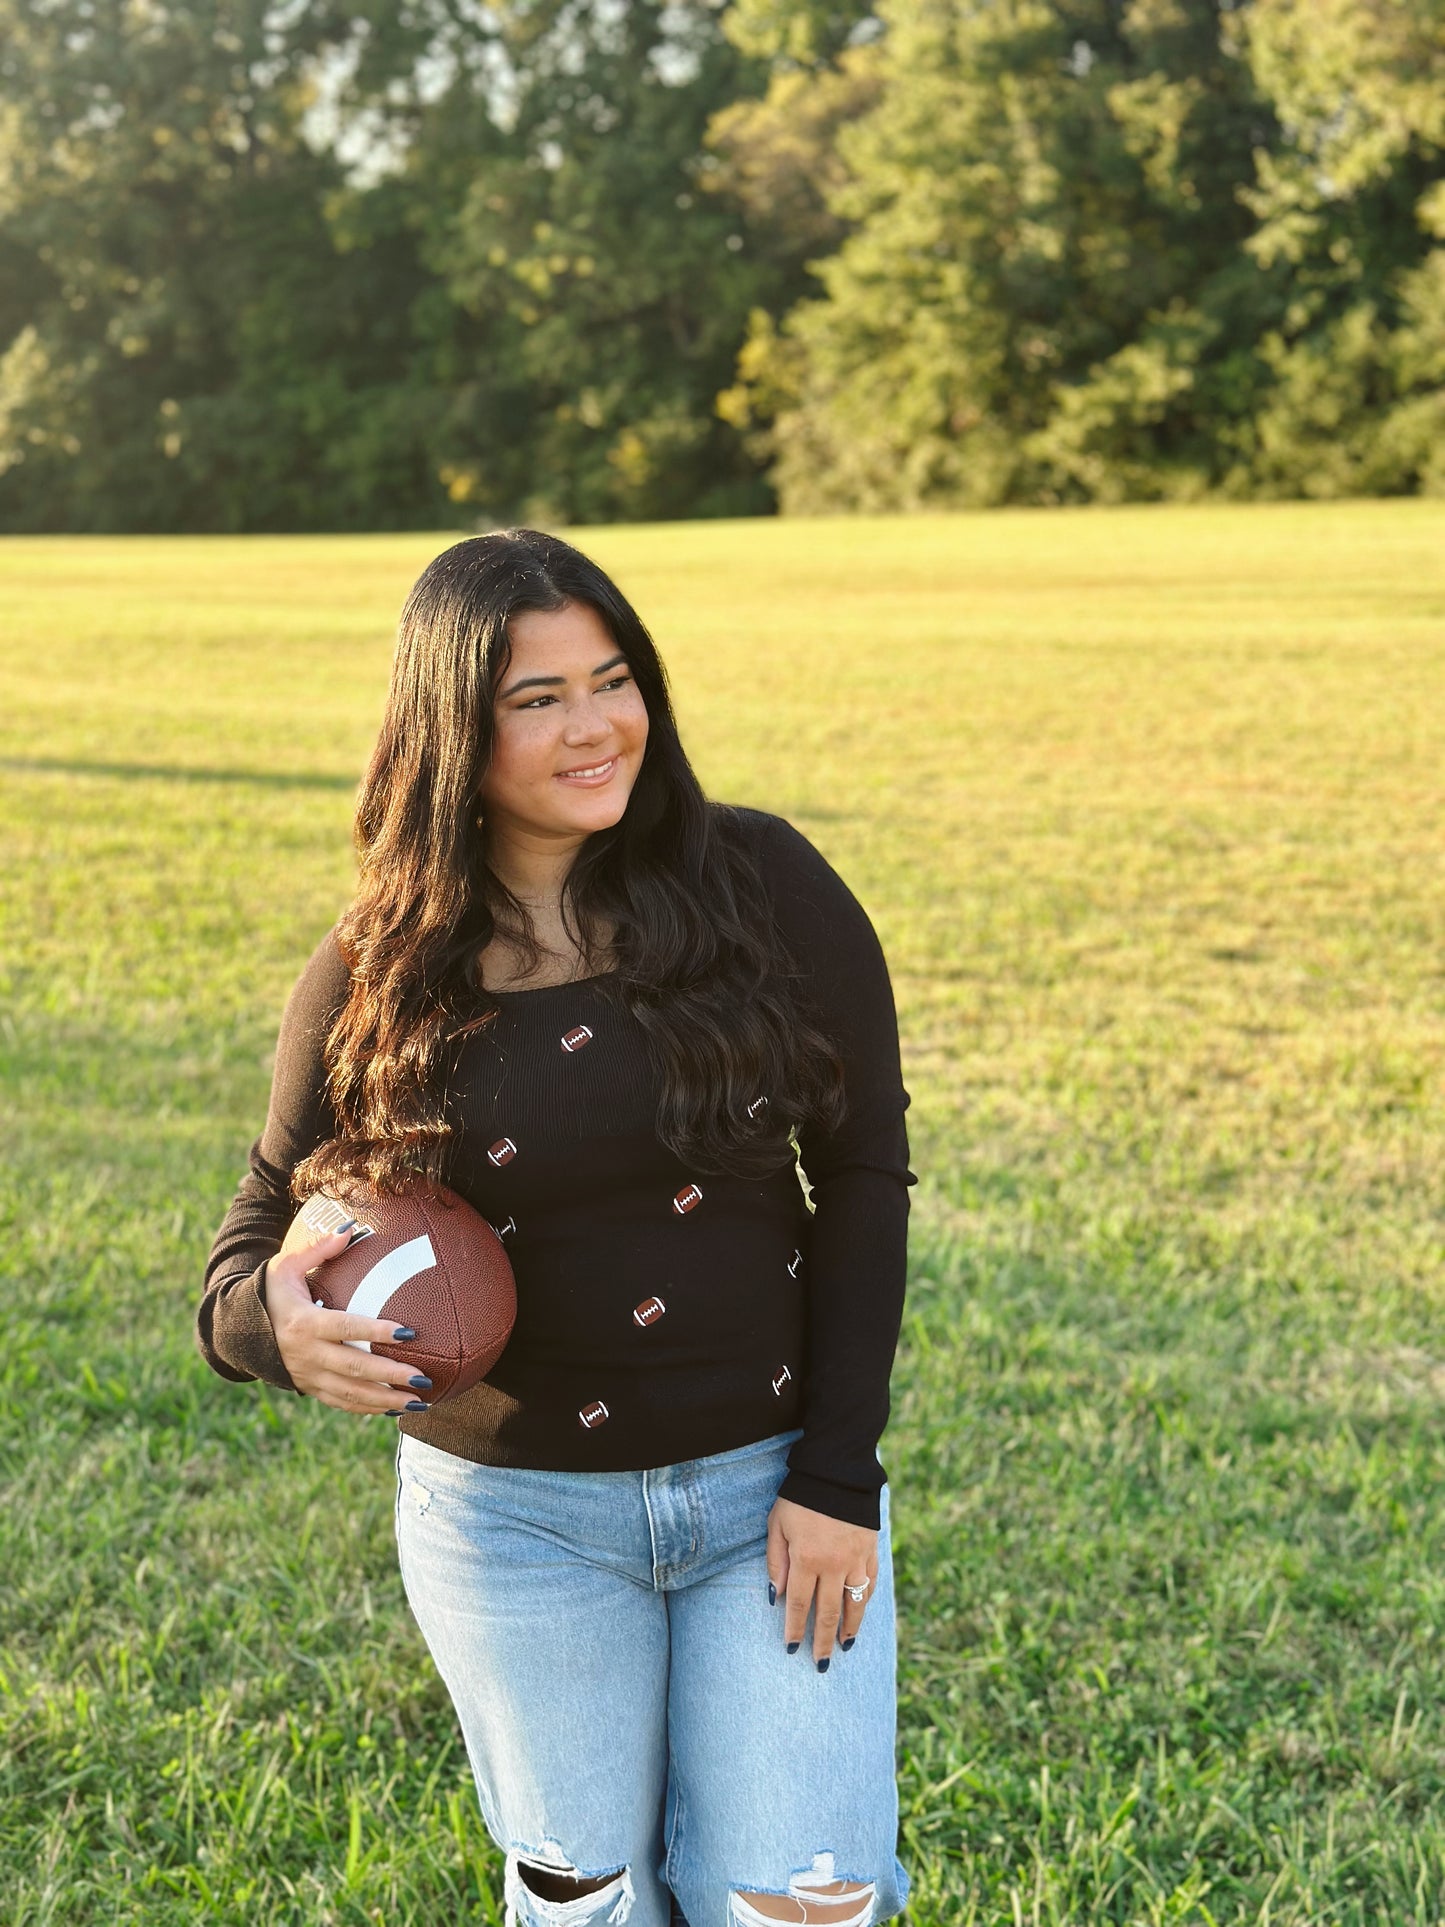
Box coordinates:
[2,500,1445,1925]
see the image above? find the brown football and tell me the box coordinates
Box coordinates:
[298,1186,516,1405]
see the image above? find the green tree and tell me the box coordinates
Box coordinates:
[399,0,778,525]
[0,0,460,531]
[726,0,1276,509]
[726,0,1444,509]
[720,0,877,69]
[1234,0,1445,494]
[705,46,883,328]
[0,0,786,530]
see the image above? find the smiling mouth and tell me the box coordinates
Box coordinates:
[556,757,618,783]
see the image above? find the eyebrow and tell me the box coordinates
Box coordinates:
[497,652,629,701]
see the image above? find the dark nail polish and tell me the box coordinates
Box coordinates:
[392,1327,418,1342]
[385,1409,404,1417]
[768,1583,776,1606]
[404,1400,428,1413]
[335,1217,357,1235]
[408,1375,433,1391]
[786,1641,800,1655]
[840,1636,856,1651]
[816,1657,830,1674]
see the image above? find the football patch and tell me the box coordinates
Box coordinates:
[672,1183,703,1216]
[487,1137,517,1168]
[771,1365,792,1397]
[787,1249,803,1279]
[578,1400,610,1430]
[560,1024,594,1053]
[632,1295,667,1329]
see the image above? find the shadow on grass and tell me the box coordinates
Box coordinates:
[0,755,357,791]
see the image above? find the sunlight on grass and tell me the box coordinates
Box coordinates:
[2,500,1444,1922]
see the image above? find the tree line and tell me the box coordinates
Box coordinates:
[1,0,1440,532]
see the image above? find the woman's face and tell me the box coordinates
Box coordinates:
[479,600,650,848]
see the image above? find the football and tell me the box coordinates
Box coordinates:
[298,1186,516,1404]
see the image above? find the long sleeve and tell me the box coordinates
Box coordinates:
[752,814,915,1530]
[197,931,350,1391]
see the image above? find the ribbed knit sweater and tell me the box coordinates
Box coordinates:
[198,809,913,1528]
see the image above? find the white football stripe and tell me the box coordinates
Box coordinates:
[341,1234,437,1352]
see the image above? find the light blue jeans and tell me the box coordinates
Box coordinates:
[394,1427,909,1927]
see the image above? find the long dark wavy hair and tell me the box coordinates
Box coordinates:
[294,529,845,1198]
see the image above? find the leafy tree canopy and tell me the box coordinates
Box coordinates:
[0,0,1440,527]
[726,0,1445,508]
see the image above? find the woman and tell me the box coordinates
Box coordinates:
[199,530,914,1927]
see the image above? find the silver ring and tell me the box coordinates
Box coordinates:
[845,1580,870,1603]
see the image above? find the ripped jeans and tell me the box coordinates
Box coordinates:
[394,1428,908,1927]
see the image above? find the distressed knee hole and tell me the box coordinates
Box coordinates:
[505,1848,634,1925]
[730,1891,873,1927]
[731,1855,876,1927]
[519,1863,628,1903]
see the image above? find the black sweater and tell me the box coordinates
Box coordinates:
[198,809,913,1528]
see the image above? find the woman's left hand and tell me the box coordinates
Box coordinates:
[766,1497,879,1667]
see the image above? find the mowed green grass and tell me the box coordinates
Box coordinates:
[2,500,1444,1926]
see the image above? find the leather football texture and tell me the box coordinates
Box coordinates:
[300,1186,516,1404]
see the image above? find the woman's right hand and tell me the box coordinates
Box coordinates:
[263,1216,429,1415]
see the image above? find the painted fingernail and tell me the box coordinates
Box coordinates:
[335,1217,357,1235]
[392,1327,418,1341]
[816,1657,830,1674]
[404,1400,428,1413]
[408,1375,433,1391]
[385,1409,404,1417]
[786,1641,800,1655]
[768,1583,776,1606]
[841,1636,856,1651]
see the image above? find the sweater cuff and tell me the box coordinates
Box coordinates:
[196,1262,300,1395]
[776,1466,883,1531]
